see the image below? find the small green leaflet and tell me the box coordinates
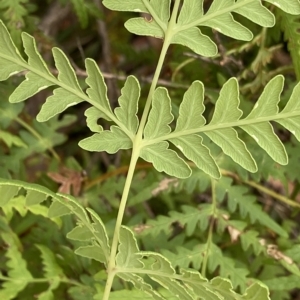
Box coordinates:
[240,76,287,164]
[205,0,253,41]
[114,75,140,134]
[37,48,84,122]
[79,126,132,153]
[84,107,105,133]
[85,58,112,114]
[140,142,191,178]
[35,244,64,278]
[102,0,148,13]
[264,0,300,14]
[0,185,19,206]
[177,0,204,26]
[75,244,107,263]
[116,226,144,268]
[9,33,55,103]
[180,269,223,299]
[37,89,82,122]
[143,252,194,300]
[0,233,33,299]
[170,27,217,57]
[170,135,220,179]
[204,78,257,172]
[175,80,206,132]
[0,20,25,81]
[234,1,274,27]
[144,87,173,139]
[87,207,110,261]
[277,82,300,141]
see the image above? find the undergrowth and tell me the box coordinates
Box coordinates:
[1,0,300,299]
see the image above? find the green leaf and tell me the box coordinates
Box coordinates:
[36,47,84,121]
[79,126,132,153]
[240,230,266,256]
[144,87,173,139]
[35,244,64,278]
[115,274,164,300]
[204,78,257,172]
[175,81,206,132]
[85,58,112,114]
[25,190,47,206]
[103,0,148,13]
[177,0,203,26]
[205,0,253,41]
[9,33,54,103]
[234,1,274,27]
[116,226,144,268]
[144,252,194,300]
[84,107,105,133]
[240,76,287,164]
[67,224,94,241]
[0,185,19,206]
[216,177,288,237]
[48,200,71,218]
[170,135,220,178]
[264,0,300,14]
[123,0,171,38]
[37,290,55,300]
[180,269,222,300]
[0,233,33,299]
[37,88,83,122]
[87,208,110,261]
[241,281,270,300]
[0,130,26,148]
[276,81,300,142]
[106,289,160,300]
[205,128,257,172]
[125,17,164,39]
[140,142,191,178]
[75,245,106,263]
[170,27,217,57]
[114,75,140,134]
[263,275,300,291]
[0,20,25,81]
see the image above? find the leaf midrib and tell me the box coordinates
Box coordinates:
[142,111,300,147]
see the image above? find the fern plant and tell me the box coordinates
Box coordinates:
[1,0,300,299]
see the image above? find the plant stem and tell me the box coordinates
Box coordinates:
[102,2,182,298]
[136,0,181,138]
[103,148,138,300]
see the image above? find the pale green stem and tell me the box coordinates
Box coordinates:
[103,148,139,300]
[201,179,217,277]
[102,2,182,298]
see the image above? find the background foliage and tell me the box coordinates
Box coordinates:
[0,0,300,299]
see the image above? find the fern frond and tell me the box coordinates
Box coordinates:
[216,177,288,237]
[134,204,212,237]
[103,0,300,57]
[0,178,111,265]
[278,10,300,80]
[115,226,270,299]
[163,242,249,291]
[140,76,300,178]
[0,232,33,299]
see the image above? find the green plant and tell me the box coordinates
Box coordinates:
[1,0,300,299]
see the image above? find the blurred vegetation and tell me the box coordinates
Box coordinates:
[0,0,300,299]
